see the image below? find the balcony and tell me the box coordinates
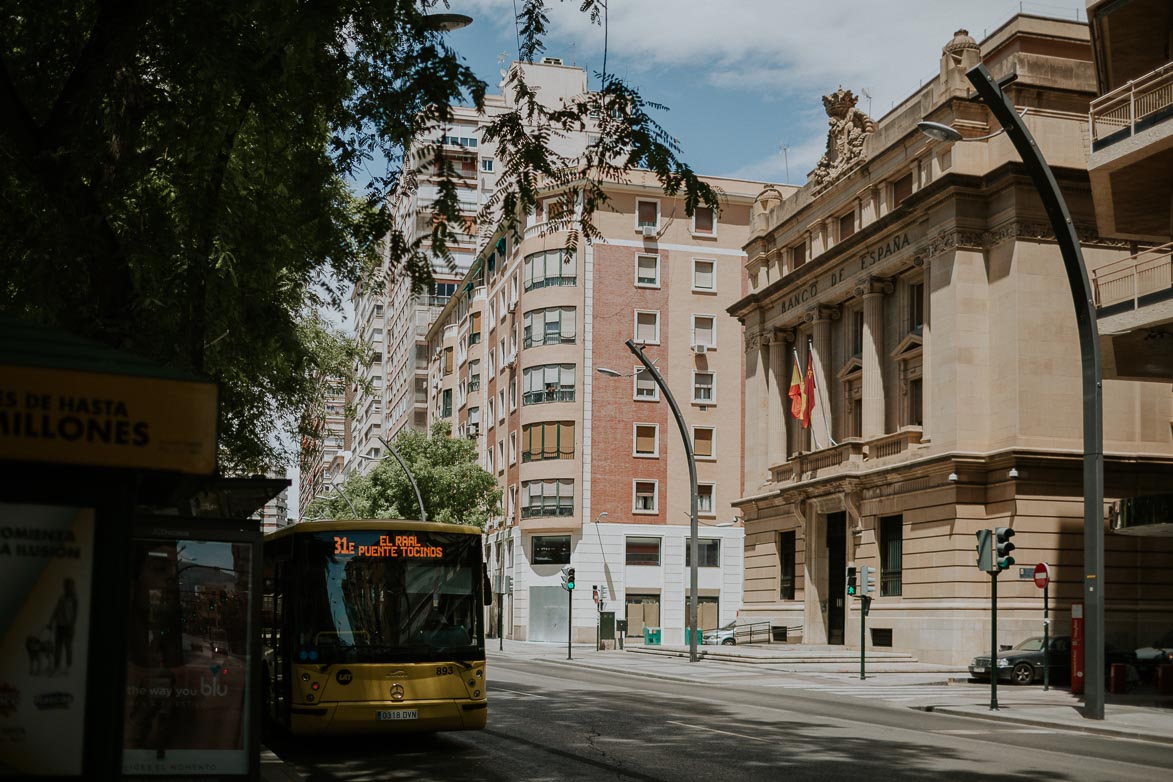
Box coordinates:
[1087,59,1173,241]
[1090,62,1173,149]
[521,502,574,519]
[1093,242,1173,382]
[768,428,924,484]
[522,388,575,406]
[523,333,576,349]
[524,275,576,292]
[1093,242,1173,313]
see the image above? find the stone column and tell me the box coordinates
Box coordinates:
[858,277,893,439]
[799,502,828,644]
[804,305,838,449]
[767,330,791,472]
[918,257,931,441]
[745,330,769,491]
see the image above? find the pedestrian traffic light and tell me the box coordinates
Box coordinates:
[994,527,1016,571]
[861,565,877,596]
[846,565,858,596]
[976,529,993,572]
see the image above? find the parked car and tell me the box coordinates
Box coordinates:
[971,636,1070,685]
[702,618,772,646]
[970,635,1136,686]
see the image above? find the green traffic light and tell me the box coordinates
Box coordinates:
[847,585,856,596]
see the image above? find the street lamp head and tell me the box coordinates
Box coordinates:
[421,13,473,32]
[916,121,963,142]
[918,109,1027,144]
[594,512,608,523]
[596,367,624,377]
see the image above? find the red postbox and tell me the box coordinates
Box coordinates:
[1071,603,1085,694]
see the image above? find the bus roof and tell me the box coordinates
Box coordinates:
[266,519,482,541]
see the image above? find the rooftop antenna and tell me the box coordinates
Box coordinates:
[861,88,873,117]
[778,142,790,183]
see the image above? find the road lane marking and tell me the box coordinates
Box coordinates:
[664,720,774,743]
[489,688,548,699]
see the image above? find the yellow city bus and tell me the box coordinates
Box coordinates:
[261,519,488,735]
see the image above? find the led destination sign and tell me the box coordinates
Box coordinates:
[333,534,443,559]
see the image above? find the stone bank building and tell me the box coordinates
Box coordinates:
[730,16,1173,665]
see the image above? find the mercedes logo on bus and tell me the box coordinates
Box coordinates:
[389,683,405,701]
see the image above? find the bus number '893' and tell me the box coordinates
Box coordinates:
[436,666,454,676]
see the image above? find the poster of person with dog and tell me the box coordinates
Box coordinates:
[0,503,94,777]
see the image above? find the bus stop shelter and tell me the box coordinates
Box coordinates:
[0,315,275,780]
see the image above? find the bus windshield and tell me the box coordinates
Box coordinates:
[295,530,483,664]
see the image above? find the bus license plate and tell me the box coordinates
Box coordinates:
[377,710,418,721]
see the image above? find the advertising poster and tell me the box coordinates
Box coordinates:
[0,504,94,777]
[122,539,253,777]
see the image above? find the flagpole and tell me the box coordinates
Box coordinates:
[808,339,837,447]
[792,347,819,450]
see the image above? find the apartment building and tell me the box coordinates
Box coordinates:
[427,171,770,645]
[344,60,592,480]
[297,378,350,518]
[729,17,1173,666]
[254,472,291,534]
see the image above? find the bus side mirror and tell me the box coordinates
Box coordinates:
[483,565,493,606]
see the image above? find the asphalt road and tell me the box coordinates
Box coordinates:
[266,656,1173,781]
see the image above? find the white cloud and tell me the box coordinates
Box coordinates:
[454,0,1089,180]
[461,0,1059,112]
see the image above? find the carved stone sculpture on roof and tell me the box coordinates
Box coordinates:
[809,87,877,189]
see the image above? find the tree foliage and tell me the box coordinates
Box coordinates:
[304,421,501,528]
[0,0,718,472]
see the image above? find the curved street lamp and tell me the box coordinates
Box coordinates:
[599,339,701,663]
[918,65,1103,719]
[376,436,428,523]
[322,482,359,519]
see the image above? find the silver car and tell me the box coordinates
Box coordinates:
[702,618,772,646]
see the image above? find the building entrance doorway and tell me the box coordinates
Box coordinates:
[826,512,846,644]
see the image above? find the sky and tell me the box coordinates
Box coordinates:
[442,0,1089,183]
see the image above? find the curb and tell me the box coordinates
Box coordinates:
[918,705,1173,746]
[507,655,957,688]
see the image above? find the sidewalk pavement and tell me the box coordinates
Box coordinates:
[489,639,1173,744]
[260,745,303,782]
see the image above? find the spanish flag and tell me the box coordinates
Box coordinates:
[788,360,805,420]
[802,351,816,429]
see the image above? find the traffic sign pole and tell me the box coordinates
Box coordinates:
[1044,580,1050,690]
[1034,562,1052,691]
[991,571,999,711]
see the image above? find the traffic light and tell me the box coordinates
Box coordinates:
[994,527,1016,571]
[846,565,858,596]
[567,567,575,590]
[861,565,877,596]
[976,529,993,572]
[560,566,570,590]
